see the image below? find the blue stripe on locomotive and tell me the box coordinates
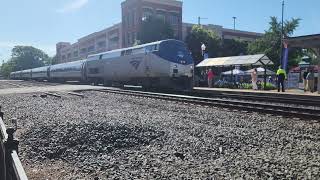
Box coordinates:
[156,40,194,65]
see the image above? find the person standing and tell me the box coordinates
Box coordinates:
[303,69,309,92]
[207,69,214,88]
[306,69,315,93]
[268,76,272,83]
[276,66,287,92]
[251,68,258,90]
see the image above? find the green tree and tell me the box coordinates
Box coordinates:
[220,39,248,57]
[0,61,15,78]
[11,46,48,69]
[185,25,221,64]
[248,16,302,69]
[304,49,319,65]
[0,46,50,77]
[49,55,59,65]
[138,16,175,44]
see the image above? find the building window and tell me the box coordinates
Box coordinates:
[123,16,126,28]
[169,13,179,25]
[88,46,95,52]
[142,8,153,21]
[97,41,106,48]
[109,36,119,42]
[62,55,66,60]
[127,15,130,28]
[131,11,135,27]
[80,48,87,54]
[127,32,131,46]
[156,10,166,22]
[133,33,137,44]
[67,53,71,59]
[135,11,138,26]
[73,51,79,57]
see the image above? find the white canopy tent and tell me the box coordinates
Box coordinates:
[196,54,274,90]
[222,69,245,75]
[196,54,273,67]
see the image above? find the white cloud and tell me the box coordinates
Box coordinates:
[0,41,56,63]
[56,0,89,13]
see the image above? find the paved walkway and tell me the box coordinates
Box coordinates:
[194,87,320,97]
[0,85,106,95]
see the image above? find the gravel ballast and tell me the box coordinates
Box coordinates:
[0,90,319,179]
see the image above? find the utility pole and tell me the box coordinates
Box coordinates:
[198,17,208,26]
[280,0,285,67]
[232,17,237,30]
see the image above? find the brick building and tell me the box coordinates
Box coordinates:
[121,0,182,47]
[182,23,263,43]
[56,0,263,64]
[56,23,122,63]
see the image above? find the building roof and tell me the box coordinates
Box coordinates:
[196,54,273,67]
[78,23,121,42]
[284,34,320,48]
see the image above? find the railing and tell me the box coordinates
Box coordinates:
[0,106,28,180]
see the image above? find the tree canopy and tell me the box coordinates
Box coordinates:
[0,46,51,77]
[248,16,302,69]
[185,26,250,65]
[220,39,248,57]
[185,25,221,64]
[138,16,175,44]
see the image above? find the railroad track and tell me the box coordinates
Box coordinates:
[97,88,320,120]
[120,86,320,108]
[1,80,62,88]
[1,81,85,98]
[43,92,85,98]
[188,91,320,107]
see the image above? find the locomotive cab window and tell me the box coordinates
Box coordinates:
[145,45,158,53]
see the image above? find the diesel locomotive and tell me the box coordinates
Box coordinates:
[10,39,194,89]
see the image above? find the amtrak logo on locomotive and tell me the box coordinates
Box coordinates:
[130,60,141,70]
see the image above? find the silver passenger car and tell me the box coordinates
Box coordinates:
[49,60,86,81]
[31,66,50,80]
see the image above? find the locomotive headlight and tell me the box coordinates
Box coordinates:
[174,65,178,69]
[190,65,193,69]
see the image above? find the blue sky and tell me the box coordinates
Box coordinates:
[0,0,319,63]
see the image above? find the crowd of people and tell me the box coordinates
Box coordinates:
[201,66,316,93]
[303,68,315,93]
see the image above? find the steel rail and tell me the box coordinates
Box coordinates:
[0,113,28,180]
[67,92,85,98]
[121,87,320,107]
[189,92,320,107]
[217,92,320,106]
[11,151,28,180]
[0,118,8,140]
[97,89,320,120]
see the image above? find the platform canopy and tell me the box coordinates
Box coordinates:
[284,34,320,94]
[196,54,273,67]
[284,34,320,49]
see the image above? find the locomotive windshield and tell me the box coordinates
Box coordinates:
[157,40,193,65]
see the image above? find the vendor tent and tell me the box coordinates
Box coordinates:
[196,54,273,67]
[196,54,273,90]
[245,67,275,75]
[222,69,245,75]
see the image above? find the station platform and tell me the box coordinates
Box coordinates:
[194,87,320,100]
